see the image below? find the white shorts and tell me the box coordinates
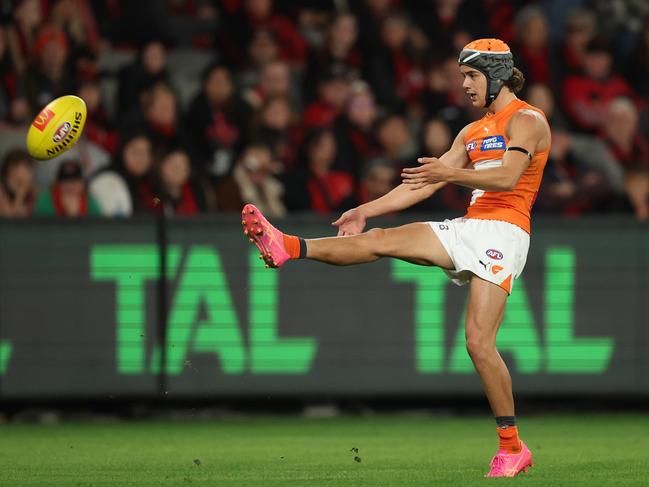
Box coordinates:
[428,218,530,294]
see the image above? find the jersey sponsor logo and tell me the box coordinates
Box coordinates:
[52,121,71,143]
[32,108,55,131]
[466,135,506,152]
[480,135,506,151]
[486,248,503,260]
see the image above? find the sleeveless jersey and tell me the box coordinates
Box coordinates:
[463,99,549,234]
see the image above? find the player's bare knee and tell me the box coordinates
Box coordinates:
[465,337,495,364]
[365,228,389,256]
[465,323,496,363]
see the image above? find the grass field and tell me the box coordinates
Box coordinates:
[1,413,648,486]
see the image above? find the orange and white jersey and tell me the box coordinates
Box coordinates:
[463,98,549,234]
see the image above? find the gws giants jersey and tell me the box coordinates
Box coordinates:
[463,99,550,234]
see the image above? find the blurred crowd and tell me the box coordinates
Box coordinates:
[0,0,648,220]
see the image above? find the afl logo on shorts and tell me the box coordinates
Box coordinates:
[486,248,503,260]
[52,121,72,143]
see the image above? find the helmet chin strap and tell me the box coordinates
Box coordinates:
[473,67,505,108]
[484,83,504,108]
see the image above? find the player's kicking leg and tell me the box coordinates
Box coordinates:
[241,203,454,268]
[465,276,533,477]
[241,203,532,477]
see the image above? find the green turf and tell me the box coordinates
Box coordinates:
[1,414,648,486]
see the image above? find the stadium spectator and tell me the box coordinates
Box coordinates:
[375,114,418,170]
[334,82,382,179]
[536,127,625,215]
[115,133,155,212]
[121,82,188,160]
[0,148,36,218]
[77,80,117,155]
[88,133,156,217]
[558,8,598,79]
[528,80,625,213]
[562,38,635,132]
[221,0,307,68]
[417,54,473,133]
[33,159,101,217]
[412,117,470,213]
[366,11,422,111]
[237,29,280,91]
[88,170,132,217]
[586,0,649,49]
[214,143,286,216]
[185,63,252,179]
[600,97,649,220]
[357,158,397,205]
[250,95,300,170]
[283,128,355,213]
[50,0,101,56]
[19,26,75,117]
[116,41,170,121]
[525,83,570,130]
[351,0,393,55]
[147,149,207,216]
[304,12,362,103]
[480,0,517,43]
[405,0,486,56]
[155,0,218,48]
[246,59,299,112]
[600,97,649,172]
[512,6,555,88]
[6,0,43,76]
[303,65,352,129]
[421,117,452,159]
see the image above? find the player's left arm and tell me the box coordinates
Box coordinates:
[402,112,546,191]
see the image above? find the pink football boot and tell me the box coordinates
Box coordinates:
[485,441,533,477]
[241,204,291,268]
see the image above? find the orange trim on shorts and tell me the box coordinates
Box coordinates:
[499,274,513,294]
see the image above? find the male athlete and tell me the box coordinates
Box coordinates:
[241,39,550,477]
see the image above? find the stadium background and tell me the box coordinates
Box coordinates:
[0,1,648,485]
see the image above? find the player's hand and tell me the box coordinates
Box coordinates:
[401,157,451,190]
[332,207,367,236]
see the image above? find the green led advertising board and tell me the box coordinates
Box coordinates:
[0,217,647,398]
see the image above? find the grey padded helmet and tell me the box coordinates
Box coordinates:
[458,38,514,107]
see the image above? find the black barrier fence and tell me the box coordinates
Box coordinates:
[0,215,647,399]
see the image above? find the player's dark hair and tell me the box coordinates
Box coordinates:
[505,67,525,94]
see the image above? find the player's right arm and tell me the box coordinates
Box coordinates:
[333,125,471,236]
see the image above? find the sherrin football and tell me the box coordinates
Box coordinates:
[26,95,87,160]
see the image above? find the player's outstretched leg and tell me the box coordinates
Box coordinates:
[241,204,454,269]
